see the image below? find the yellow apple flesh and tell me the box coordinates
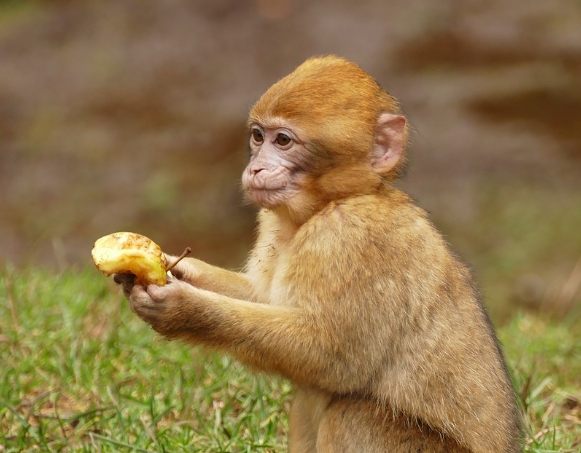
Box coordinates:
[91,232,167,286]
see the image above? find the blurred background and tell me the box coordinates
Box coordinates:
[0,0,579,322]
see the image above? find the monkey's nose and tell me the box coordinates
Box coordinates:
[250,165,265,175]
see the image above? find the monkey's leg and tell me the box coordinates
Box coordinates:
[288,389,331,453]
[316,396,471,453]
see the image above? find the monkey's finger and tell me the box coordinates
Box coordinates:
[113,272,135,285]
[146,280,185,302]
[128,285,158,314]
[145,284,165,302]
[164,254,185,279]
[113,273,136,297]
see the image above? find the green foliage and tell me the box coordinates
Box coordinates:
[1,268,580,452]
[502,313,581,452]
[0,268,289,452]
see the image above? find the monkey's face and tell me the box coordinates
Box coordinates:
[242,121,311,210]
[243,56,408,222]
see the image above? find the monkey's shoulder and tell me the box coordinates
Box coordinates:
[302,189,435,244]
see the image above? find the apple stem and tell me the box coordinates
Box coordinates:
[166,247,192,272]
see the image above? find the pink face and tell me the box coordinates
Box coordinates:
[242,123,308,209]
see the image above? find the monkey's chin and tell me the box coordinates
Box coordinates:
[245,188,290,209]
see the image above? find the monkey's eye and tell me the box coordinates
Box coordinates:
[275,133,291,146]
[251,129,264,144]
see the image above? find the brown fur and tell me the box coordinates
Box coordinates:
[125,55,522,452]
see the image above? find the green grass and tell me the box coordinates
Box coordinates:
[0,268,289,452]
[501,313,581,451]
[1,267,580,452]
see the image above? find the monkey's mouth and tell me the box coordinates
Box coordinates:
[242,165,304,208]
[247,180,287,191]
[242,168,291,206]
[244,172,288,193]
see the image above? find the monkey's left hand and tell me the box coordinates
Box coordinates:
[128,278,210,338]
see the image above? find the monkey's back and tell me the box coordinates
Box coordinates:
[346,188,520,453]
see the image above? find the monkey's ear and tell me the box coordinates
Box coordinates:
[370,113,406,175]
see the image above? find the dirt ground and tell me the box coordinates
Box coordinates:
[0,0,579,276]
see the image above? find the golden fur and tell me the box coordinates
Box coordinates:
[125,56,521,452]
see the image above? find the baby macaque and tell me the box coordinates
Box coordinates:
[118,56,521,453]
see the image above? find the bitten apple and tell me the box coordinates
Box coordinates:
[91,232,168,286]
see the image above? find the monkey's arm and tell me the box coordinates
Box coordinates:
[130,201,420,392]
[129,277,384,393]
[166,255,255,301]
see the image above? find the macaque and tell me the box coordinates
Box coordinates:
[118,56,521,452]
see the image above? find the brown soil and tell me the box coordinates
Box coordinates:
[0,0,579,270]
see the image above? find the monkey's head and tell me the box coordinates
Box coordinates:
[243,55,408,223]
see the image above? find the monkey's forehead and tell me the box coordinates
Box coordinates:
[247,115,295,129]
